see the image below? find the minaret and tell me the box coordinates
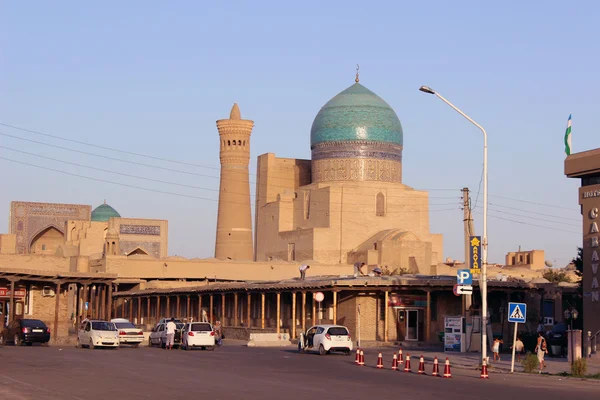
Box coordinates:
[215,103,254,260]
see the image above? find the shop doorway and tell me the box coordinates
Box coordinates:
[396,308,422,341]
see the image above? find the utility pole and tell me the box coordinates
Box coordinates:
[461,188,474,317]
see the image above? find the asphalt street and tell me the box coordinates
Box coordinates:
[0,343,598,400]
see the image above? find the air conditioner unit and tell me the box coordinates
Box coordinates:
[42,286,55,297]
[544,317,554,326]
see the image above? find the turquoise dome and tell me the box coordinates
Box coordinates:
[310,83,403,148]
[91,203,121,222]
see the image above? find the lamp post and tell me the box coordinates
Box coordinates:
[564,307,579,366]
[419,86,489,365]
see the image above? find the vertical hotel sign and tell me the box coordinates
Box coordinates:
[583,188,600,304]
[470,236,481,274]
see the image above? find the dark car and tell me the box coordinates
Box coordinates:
[548,322,567,356]
[0,319,51,346]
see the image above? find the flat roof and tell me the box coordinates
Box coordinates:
[0,267,117,283]
[565,148,600,178]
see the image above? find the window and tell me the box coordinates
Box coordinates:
[238,140,241,145]
[543,300,555,320]
[228,140,231,146]
[376,192,386,216]
[233,141,236,146]
[327,327,349,336]
[41,245,46,251]
[191,323,212,331]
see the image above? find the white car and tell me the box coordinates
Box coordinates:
[149,321,185,348]
[298,325,353,356]
[111,318,144,348]
[181,322,216,351]
[77,320,119,349]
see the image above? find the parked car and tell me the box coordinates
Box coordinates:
[548,322,568,356]
[77,320,119,349]
[0,319,50,346]
[298,325,353,355]
[181,322,216,351]
[149,321,184,348]
[111,318,144,348]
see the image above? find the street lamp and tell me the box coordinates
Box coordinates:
[419,85,489,365]
[564,307,579,366]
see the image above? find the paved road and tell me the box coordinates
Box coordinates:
[0,344,598,400]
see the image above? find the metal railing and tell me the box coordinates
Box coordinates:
[588,330,600,357]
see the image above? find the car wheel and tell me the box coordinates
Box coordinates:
[319,344,327,356]
[132,343,139,349]
[160,339,166,349]
[209,345,215,351]
[76,338,82,348]
[298,343,304,353]
[344,349,351,356]
[0,334,5,346]
[89,340,95,350]
[14,334,21,346]
[149,337,153,347]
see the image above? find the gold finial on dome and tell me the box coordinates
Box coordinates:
[230,103,241,120]
[355,64,360,83]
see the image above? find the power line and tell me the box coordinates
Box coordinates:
[488,202,579,222]
[472,210,580,235]
[488,194,576,211]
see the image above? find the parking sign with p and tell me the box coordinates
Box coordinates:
[457,269,473,285]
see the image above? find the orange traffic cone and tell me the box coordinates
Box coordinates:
[355,349,360,365]
[418,355,426,374]
[404,354,411,372]
[443,357,452,378]
[480,358,489,379]
[398,348,404,363]
[432,357,440,377]
[391,353,398,371]
[376,352,383,369]
[359,350,365,366]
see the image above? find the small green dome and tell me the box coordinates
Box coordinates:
[310,83,403,148]
[91,203,121,222]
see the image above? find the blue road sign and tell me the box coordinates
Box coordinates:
[457,269,473,285]
[508,302,527,323]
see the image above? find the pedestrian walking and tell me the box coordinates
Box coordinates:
[511,336,524,362]
[165,317,177,350]
[535,332,548,372]
[492,337,503,361]
[214,321,223,346]
[299,264,310,280]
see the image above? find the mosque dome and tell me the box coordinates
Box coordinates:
[91,202,121,222]
[310,83,403,148]
[310,81,404,184]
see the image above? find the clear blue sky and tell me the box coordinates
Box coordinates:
[1,1,597,265]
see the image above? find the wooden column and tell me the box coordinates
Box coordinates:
[198,295,202,321]
[156,296,161,322]
[426,290,432,343]
[146,297,151,325]
[107,284,112,320]
[312,294,316,326]
[209,294,214,324]
[234,293,238,326]
[137,297,142,324]
[75,284,82,326]
[276,292,281,334]
[384,291,389,342]
[128,298,133,320]
[247,293,252,328]
[261,293,265,329]
[94,286,100,319]
[302,292,307,333]
[176,295,181,318]
[90,286,96,319]
[221,294,226,325]
[292,292,297,339]
[8,279,16,323]
[186,295,191,320]
[166,296,171,318]
[333,291,337,325]
[53,282,61,340]
[100,285,106,320]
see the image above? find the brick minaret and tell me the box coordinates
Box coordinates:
[214,103,254,260]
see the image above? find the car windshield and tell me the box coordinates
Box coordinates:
[21,319,46,327]
[327,327,349,336]
[114,322,136,329]
[552,323,566,334]
[191,323,212,332]
[92,322,116,331]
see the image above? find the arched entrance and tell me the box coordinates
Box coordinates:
[30,225,65,254]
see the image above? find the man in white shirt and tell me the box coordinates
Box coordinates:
[299,264,310,280]
[165,317,177,350]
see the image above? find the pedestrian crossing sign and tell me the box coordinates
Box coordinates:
[508,302,526,323]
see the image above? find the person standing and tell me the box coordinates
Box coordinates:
[299,264,310,280]
[535,331,548,373]
[165,317,177,351]
[201,308,208,323]
[492,337,504,361]
[511,336,524,362]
